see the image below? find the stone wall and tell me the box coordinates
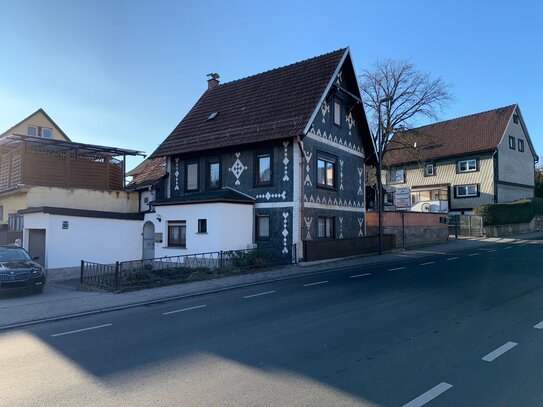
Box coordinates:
[483,215,543,237]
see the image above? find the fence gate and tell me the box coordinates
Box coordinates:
[448,215,484,238]
[142,221,155,259]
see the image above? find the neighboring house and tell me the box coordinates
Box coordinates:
[0,111,144,270]
[1,108,71,141]
[143,48,376,261]
[125,157,167,211]
[384,104,538,214]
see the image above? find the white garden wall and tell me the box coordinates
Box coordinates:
[23,212,142,269]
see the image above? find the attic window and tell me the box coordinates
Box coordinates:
[207,112,219,121]
[513,114,519,124]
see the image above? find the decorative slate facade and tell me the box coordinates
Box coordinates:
[146,48,375,260]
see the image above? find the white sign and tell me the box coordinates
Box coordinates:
[389,168,405,183]
[394,187,411,210]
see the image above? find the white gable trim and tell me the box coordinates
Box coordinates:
[302,49,349,135]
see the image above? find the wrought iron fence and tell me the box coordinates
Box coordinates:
[81,244,297,292]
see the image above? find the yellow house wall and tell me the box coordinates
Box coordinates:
[385,154,495,210]
[5,111,68,141]
[0,193,29,224]
[26,187,139,212]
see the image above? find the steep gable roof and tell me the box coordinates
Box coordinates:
[150,49,348,158]
[1,108,71,141]
[384,104,516,165]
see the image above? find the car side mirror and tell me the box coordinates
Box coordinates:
[32,256,39,261]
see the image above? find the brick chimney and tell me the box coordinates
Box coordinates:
[207,73,220,90]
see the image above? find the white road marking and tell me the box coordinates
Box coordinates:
[242,291,276,299]
[482,341,518,362]
[534,321,543,329]
[504,246,512,250]
[163,304,207,315]
[402,382,453,407]
[487,249,497,253]
[389,267,406,271]
[446,257,459,261]
[420,261,435,266]
[303,280,329,287]
[51,323,112,337]
[350,273,372,278]
[468,253,479,256]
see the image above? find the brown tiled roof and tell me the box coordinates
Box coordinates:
[126,157,167,189]
[384,104,516,165]
[150,49,347,158]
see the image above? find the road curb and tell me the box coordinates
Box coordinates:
[0,236,526,331]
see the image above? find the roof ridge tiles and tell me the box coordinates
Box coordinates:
[216,48,347,88]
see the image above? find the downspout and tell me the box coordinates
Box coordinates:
[492,149,499,203]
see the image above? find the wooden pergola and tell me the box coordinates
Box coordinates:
[0,134,144,192]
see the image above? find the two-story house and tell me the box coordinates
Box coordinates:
[383,104,538,214]
[0,109,145,270]
[142,48,376,261]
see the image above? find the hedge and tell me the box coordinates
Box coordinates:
[475,198,543,225]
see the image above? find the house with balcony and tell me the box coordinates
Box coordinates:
[383,104,538,214]
[142,48,376,261]
[0,110,144,270]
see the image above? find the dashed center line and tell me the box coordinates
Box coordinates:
[487,249,496,253]
[242,291,276,299]
[420,261,435,266]
[482,341,518,362]
[51,323,112,337]
[504,246,512,250]
[534,321,543,329]
[402,382,453,407]
[468,253,479,256]
[389,267,406,271]
[446,257,459,261]
[350,273,372,278]
[303,280,329,287]
[163,304,207,315]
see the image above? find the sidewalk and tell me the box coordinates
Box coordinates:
[1,232,542,330]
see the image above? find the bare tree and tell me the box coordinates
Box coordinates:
[359,59,453,154]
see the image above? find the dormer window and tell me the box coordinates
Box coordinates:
[207,112,218,121]
[27,126,38,137]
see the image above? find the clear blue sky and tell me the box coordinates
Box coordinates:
[1,0,541,170]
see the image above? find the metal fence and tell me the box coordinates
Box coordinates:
[81,244,297,292]
[448,215,484,238]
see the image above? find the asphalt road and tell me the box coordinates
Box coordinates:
[1,237,543,407]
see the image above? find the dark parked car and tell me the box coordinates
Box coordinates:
[0,246,46,294]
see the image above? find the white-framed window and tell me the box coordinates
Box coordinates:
[457,159,477,173]
[333,99,341,126]
[424,163,435,176]
[27,126,38,137]
[41,127,53,138]
[455,184,478,198]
